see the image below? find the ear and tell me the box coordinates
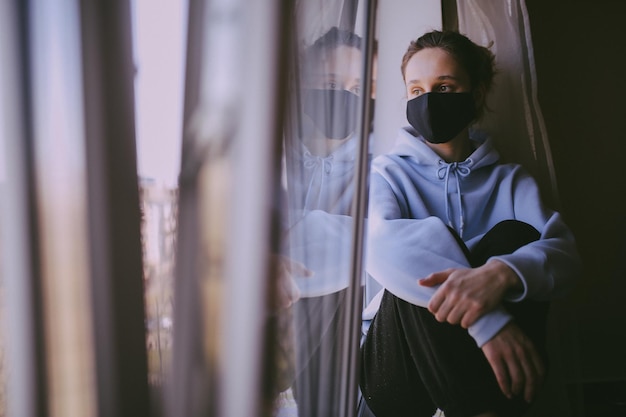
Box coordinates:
[473,84,486,110]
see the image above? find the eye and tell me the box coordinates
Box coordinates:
[409,87,423,97]
[327,80,338,90]
[437,85,450,92]
[349,85,361,96]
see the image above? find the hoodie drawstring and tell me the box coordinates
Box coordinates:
[302,150,334,210]
[437,159,472,238]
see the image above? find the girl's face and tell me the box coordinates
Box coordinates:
[300,45,363,153]
[404,47,472,99]
[307,45,362,96]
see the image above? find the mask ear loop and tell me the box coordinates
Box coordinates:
[401,96,410,127]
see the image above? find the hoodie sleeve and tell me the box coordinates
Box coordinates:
[284,210,355,297]
[365,172,512,347]
[489,167,581,302]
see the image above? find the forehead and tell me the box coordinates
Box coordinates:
[404,47,469,84]
[309,45,362,74]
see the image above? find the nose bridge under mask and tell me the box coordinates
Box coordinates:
[302,89,359,140]
[406,92,476,144]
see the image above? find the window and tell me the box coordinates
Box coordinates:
[0,2,443,417]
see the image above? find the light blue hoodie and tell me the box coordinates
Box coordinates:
[283,135,359,297]
[363,127,580,347]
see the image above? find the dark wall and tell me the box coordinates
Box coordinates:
[525,0,626,384]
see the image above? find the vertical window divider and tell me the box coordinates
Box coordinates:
[218,1,292,415]
[79,1,151,416]
[0,2,49,416]
[166,0,211,415]
[339,1,378,416]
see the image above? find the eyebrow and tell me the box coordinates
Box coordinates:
[319,74,361,87]
[406,75,459,85]
[323,73,360,81]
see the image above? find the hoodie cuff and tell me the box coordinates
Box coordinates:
[467,306,513,347]
[489,256,528,302]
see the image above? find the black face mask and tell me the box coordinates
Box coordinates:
[302,89,359,140]
[406,92,476,144]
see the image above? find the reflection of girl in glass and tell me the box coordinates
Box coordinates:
[360,30,580,417]
[281,27,365,417]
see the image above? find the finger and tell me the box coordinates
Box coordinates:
[486,354,512,399]
[418,271,448,287]
[276,275,298,309]
[520,352,537,403]
[445,305,464,325]
[284,278,301,306]
[460,298,488,328]
[524,345,545,402]
[286,259,314,277]
[531,345,545,382]
[434,300,454,323]
[428,290,444,315]
[429,297,454,323]
[460,309,480,329]
[508,355,524,399]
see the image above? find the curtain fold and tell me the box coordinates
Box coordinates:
[457,0,560,209]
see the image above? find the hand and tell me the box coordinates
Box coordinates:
[482,321,545,402]
[419,260,521,328]
[271,255,313,310]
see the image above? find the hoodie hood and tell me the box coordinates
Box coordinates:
[288,134,359,214]
[390,126,499,169]
[385,127,500,238]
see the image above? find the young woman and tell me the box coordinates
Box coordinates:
[359,30,580,417]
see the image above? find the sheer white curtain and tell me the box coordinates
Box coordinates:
[296,0,347,44]
[457,0,560,208]
[458,4,575,414]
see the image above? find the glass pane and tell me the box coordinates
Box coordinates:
[159,1,376,415]
[275,1,371,415]
[130,0,187,399]
[168,1,290,416]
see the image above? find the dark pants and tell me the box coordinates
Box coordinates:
[293,289,347,417]
[360,220,550,417]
